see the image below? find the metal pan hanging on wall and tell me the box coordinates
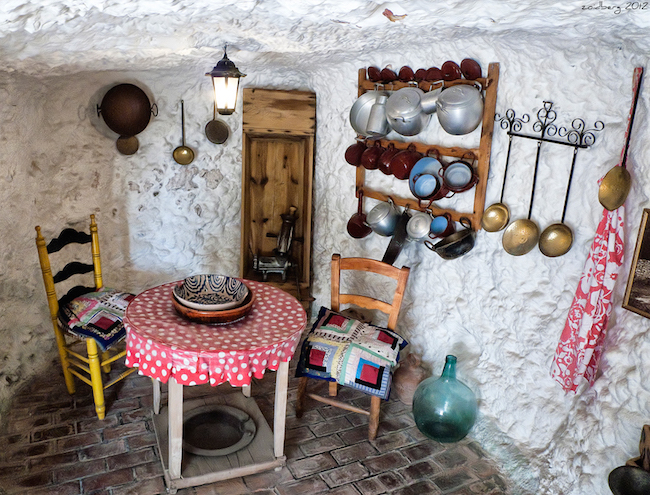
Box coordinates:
[115,136,139,155]
[205,109,230,144]
[97,83,156,137]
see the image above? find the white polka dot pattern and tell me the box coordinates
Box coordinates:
[124,280,307,387]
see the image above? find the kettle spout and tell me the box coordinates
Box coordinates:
[420,87,442,114]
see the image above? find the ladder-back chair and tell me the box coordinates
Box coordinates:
[295,253,410,440]
[35,214,136,419]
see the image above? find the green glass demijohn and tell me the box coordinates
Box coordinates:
[411,355,477,443]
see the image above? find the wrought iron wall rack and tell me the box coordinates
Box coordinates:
[498,101,604,150]
[496,102,604,226]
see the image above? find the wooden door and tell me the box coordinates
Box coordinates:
[240,89,315,297]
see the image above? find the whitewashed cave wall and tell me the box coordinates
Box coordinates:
[0,27,649,495]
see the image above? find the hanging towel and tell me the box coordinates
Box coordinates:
[551,67,643,392]
[550,205,624,392]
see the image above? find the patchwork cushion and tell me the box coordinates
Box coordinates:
[58,288,134,351]
[296,306,407,399]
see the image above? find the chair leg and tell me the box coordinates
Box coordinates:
[101,351,111,373]
[53,326,76,394]
[329,381,338,397]
[296,376,308,418]
[86,338,106,420]
[368,396,381,441]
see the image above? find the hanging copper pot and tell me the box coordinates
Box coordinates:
[98,83,153,137]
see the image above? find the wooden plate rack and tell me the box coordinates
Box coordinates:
[355,62,500,230]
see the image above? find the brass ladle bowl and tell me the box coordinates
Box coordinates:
[173,100,195,165]
[482,203,510,232]
[502,219,540,256]
[503,141,542,256]
[599,67,642,211]
[539,146,580,258]
[482,134,513,232]
[599,166,631,211]
[538,223,573,257]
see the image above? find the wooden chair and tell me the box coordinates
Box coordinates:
[35,214,136,419]
[295,253,410,440]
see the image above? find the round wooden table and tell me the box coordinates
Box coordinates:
[124,279,307,493]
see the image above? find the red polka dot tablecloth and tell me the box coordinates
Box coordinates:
[124,280,307,387]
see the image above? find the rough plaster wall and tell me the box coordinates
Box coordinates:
[0,1,649,494]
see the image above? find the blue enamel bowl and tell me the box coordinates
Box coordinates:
[409,157,443,200]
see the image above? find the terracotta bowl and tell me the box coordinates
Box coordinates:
[172,284,255,324]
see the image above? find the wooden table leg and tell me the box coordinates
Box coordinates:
[273,360,289,458]
[152,378,161,415]
[168,377,184,480]
[242,384,251,398]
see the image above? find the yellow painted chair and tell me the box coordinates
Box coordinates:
[35,214,136,419]
[295,254,410,440]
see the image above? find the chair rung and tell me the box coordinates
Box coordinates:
[103,367,137,389]
[68,358,91,376]
[306,393,370,416]
[67,349,90,364]
[101,349,126,367]
[68,368,93,387]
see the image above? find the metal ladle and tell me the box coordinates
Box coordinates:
[538,146,580,257]
[502,140,542,256]
[598,67,643,211]
[173,100,195,165]
[481,133,513,232]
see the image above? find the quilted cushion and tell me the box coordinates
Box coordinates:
[296,306,407,399]
[59,288,134,351]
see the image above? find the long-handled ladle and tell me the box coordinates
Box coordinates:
[481,132,513,232]
[598,67,643,210]
[502,139,542,256]
[538,146,580,257]
[173,100,195,165]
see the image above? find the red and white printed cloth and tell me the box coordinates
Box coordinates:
[550,205,625,392]
[124,280,307,387]
[550,67,643,393]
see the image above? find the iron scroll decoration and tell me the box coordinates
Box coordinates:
[560,118,606,148]
[494,101,604,256]
[495,108,530,134]
[499,101,604,150]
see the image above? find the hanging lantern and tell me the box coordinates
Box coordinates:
[206,45,246,116]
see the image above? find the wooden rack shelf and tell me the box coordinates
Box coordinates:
[355,63,500,230]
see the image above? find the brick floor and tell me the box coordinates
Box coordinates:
[0,354,514,494]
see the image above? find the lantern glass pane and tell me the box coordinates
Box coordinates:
[212,76,239,115]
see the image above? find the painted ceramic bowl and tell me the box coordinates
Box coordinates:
[173,275,249,311]
[172,289,255,325]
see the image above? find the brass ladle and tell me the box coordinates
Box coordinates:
[173,100,195,165]
[599,67,643,210]
[482,133,513,232]
[502,140,542,256]
[539,146,580,257]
